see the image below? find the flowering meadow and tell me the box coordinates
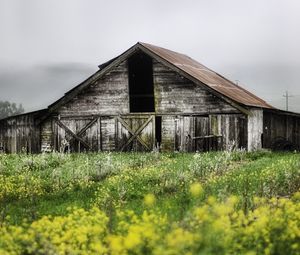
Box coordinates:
[0,150,300,254]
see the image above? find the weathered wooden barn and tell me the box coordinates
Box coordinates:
[1,42,300,153]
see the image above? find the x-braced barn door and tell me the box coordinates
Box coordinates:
[115,115,155,151]
[54,117,100,152]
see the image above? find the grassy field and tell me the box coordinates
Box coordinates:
[0,150,300,254]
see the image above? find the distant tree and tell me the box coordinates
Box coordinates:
[0,101,25,119]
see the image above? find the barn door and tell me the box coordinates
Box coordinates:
[115,115,155,151]
[175,116,194,152]
[194,116,210,152]
[194,116,223,151]
[175,116,222,152]
[54,117,100,152]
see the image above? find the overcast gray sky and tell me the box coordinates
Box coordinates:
[0,0,300,112]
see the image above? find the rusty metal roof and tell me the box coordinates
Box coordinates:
[139,42,273,109]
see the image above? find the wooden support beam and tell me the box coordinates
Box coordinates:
[192,135,223,140]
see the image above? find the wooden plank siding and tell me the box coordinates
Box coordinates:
[161,114,247,152]
[115,115,154,152]
[58,61,129,116]
[153,60,240,115]
[0,112,43,153]
[41,116,115,152]
[247,109,263,151]
[263,110,300,150]
[41,118,52,152]
[56,59,240,118]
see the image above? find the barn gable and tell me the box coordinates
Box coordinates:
[55,49,239,117]
[46,42,273,118]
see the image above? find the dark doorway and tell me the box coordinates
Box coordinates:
[128,52,155,112]
[155,116,162,146]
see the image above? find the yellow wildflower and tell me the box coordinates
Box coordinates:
[189,182,203,197]
[124,231,141,249]
[144,194,156,207]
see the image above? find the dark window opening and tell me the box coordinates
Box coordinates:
[128,52,155,112]
[64,145,69,153]
[155,116,162,146]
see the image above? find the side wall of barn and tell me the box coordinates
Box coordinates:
[0,113,42,153]
[263,110,300,150]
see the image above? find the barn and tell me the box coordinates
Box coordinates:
[1,42,300,153]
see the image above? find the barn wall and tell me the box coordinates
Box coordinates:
[216,114,248,150]
[153,61,239,114]
[161,116,176,151]
[0,114,41,153]
[100,117,116,151]
[247,109,263,151]
[41,115,117,152]
[57,59,239,117]
[58,61,129,116]
[40,118,53,152]
[45,56,246,153]
[263,110,300,150]
[160,114,247,152]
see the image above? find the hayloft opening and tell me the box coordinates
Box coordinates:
[128,52,155,112]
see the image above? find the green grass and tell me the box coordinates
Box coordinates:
[4,184,98,224]
[1,150,300,254]
[1,150,299,225]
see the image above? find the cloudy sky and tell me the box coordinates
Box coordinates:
[0,0,300,112]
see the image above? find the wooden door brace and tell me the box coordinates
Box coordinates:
[55,118,98,150]
[116,116,153,151]
[68,117,99,146]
